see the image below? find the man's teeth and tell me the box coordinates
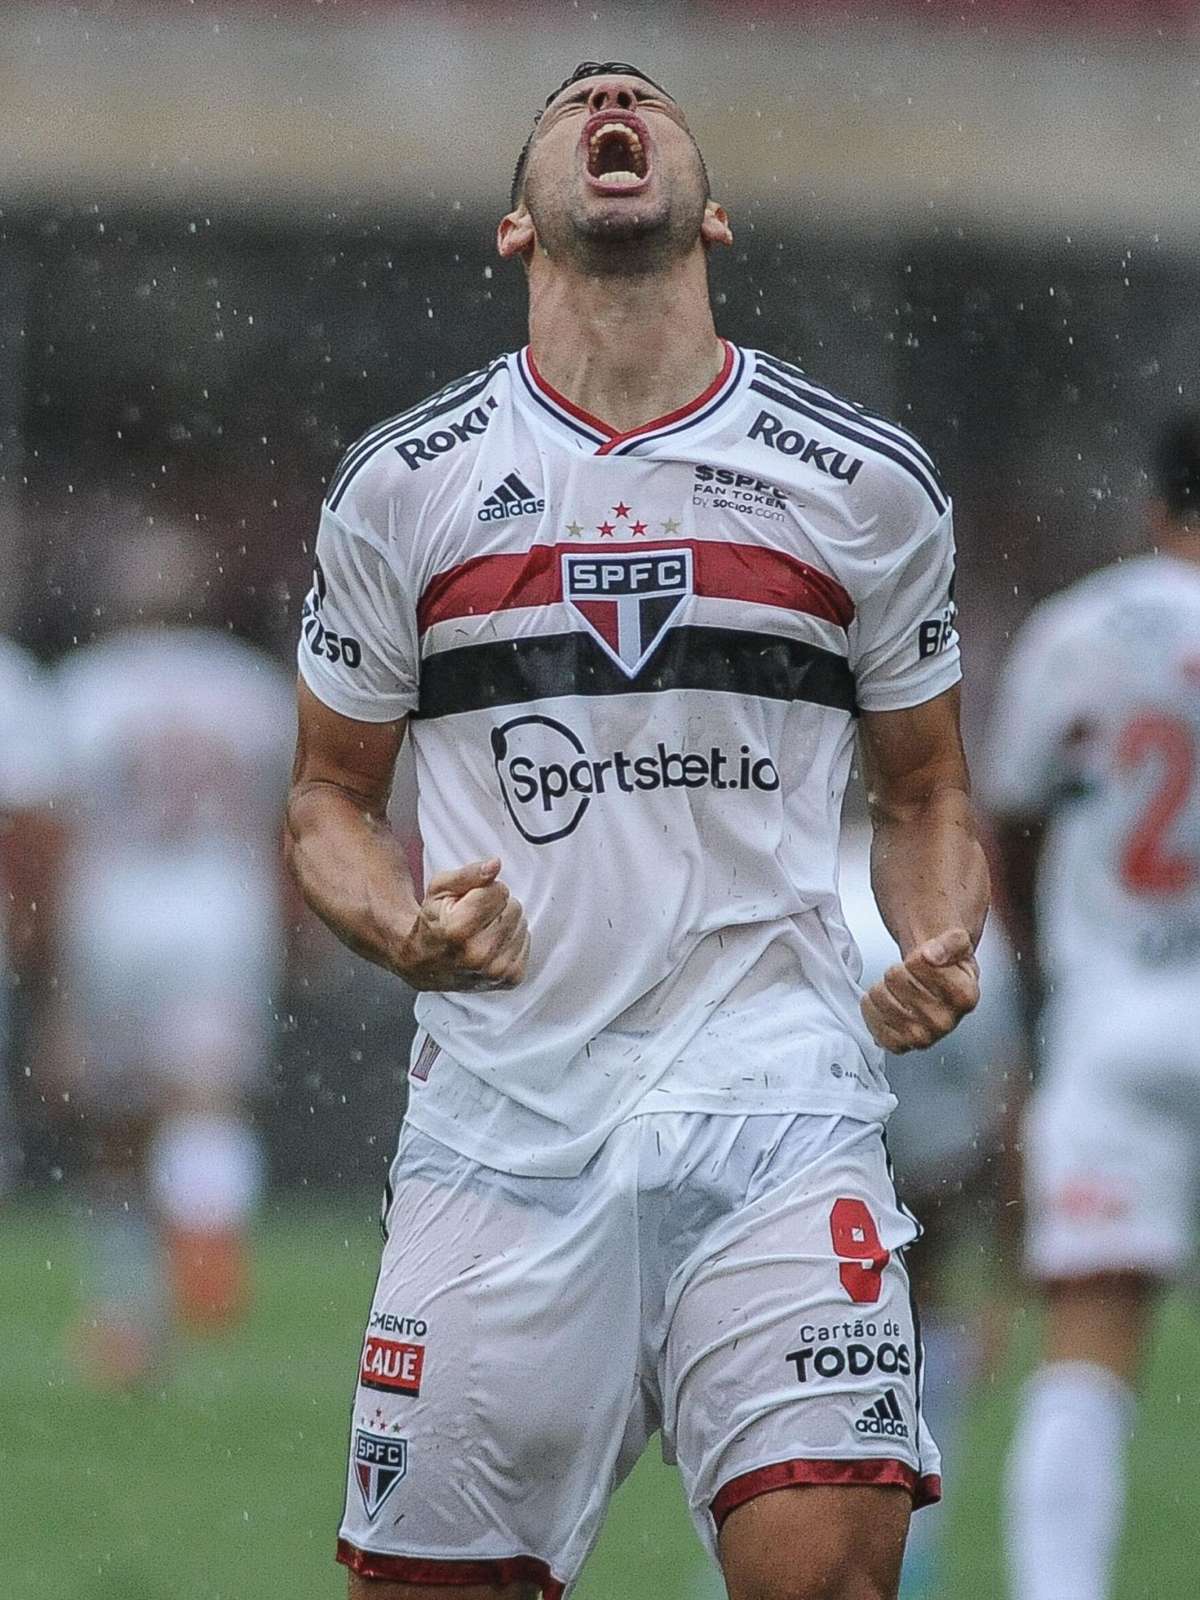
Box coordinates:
[588,121,645,180]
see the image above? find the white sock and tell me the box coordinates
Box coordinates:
[149,1113,265,1230]
[1005,1360,1135,1600]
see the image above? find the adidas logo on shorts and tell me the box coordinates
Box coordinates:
[855,1388,909,1439]
[477,471,545,522]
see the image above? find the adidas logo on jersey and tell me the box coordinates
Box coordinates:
[478,472,545,522]
[855,1389,909,1439]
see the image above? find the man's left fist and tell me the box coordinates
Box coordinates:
[860,926,980,1054]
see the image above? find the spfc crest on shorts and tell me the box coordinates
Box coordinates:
[562,548,693,676]
[353,1428,408,1517]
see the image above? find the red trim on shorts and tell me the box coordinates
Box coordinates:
[711,1459,942,1530]
[336,1538,566,1597]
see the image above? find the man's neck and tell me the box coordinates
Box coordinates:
[526,252,724,435]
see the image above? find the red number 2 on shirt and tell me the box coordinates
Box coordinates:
[1116,713,1198,896]
[830,1197,890,1304]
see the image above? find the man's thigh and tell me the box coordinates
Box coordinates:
[719,1484,910,1600]
[665,1118,940,1560]
[337,1123,643,1595]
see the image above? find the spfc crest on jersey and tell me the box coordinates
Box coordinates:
[562,548,693,676]
[353,1428,408,1517]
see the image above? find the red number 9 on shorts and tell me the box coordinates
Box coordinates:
[830,1196,890,1305]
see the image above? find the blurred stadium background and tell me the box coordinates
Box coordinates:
[2,2,1199,1596]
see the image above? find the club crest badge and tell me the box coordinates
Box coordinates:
[562,548,693,676]
[353,1428,408,1518]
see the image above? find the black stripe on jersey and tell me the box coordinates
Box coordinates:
[326,359,506,512]
[748,378,948,517]
[327,365,492,507]
[756,352,944,484]
[414,626,856,720]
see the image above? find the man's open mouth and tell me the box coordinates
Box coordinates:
[581,110,652,194]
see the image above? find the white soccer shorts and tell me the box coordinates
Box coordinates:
[61,859,281,1102]
[1025,972,1200,1282]
[337,1111,941,1596]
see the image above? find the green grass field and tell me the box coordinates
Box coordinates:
[4,1198,1199,1599]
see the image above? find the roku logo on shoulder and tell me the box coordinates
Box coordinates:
[748,411,863,483]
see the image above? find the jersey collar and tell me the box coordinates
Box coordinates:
[515,339,744,455]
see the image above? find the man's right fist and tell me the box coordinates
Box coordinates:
[394,858,529,992]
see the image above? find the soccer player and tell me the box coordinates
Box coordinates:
[288,63,988,1600]
[54,520,293,1379]
[988,415,1200,1600]
[838,824,1021,1600]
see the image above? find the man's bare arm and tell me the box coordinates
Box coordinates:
[286,680,528,991]
[857,685,990,1053]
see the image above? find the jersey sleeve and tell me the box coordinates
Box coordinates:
[981,599,1099,818]
[851,507,961,712]
[297,502,418,723]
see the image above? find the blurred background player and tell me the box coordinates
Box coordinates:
[837,821,1022,1600]
[52,515,294,1382]
[0,638,60,1197]
[986,414,1200,1600]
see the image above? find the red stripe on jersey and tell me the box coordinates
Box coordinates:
[417,539,854,637]
[525,341,735,449]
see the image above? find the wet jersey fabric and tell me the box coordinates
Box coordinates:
[299,343,961,1175]
[983,554,1200,987]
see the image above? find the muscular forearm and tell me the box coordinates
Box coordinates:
[286,780,419,976]
[868,785,990,958]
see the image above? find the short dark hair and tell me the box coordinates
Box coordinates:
[1154,412,1200,521]
[510,61,675,209]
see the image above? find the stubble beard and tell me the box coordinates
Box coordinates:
[529,178,706,281]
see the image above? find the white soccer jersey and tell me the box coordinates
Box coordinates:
[56,626,294,878]
[299,342,960,1175]
[984,553,1200,983]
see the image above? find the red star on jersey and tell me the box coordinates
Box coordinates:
[612,502,631,520]
[630,521,648,536]
[597,521,616,537]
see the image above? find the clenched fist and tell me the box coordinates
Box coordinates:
[860,927,979,1054]
[395,858,529,993]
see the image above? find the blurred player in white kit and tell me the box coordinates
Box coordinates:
[0,637,59,1193]
[987,415,1200,1600]
[54,520,293,1380]
[837,825,1020,1600]
[289,63,990,1600]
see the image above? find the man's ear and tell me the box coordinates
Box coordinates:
[701,200,733,249]
[497,206,536,261]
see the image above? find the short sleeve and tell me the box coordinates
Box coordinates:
[852,508,961,712]
[297,503,418,723]
[981,601,1097,818]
